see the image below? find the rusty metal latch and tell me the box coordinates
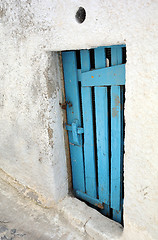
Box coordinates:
[65,119,84,145]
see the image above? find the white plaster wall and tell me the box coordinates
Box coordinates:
[0,0,158,239]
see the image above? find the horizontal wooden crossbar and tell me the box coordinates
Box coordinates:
[75,190,104,209]
[78,64,125,87]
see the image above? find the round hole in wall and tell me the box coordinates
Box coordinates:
[75,7,86,24]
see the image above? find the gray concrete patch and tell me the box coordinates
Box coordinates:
[0,178,91,240]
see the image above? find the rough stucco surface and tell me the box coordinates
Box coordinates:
[0,0,158,239]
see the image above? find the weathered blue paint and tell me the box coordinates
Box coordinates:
[94,47,110,216]
[79,64,125,87]
[65,119,83,145]
[111,86,121,208]
[62,45,125,225]
[62,51,85,193]
[80,50,97,198]
[111,47,123,223]
[65,124,84,134]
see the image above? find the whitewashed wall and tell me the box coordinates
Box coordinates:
[0,0,158,239]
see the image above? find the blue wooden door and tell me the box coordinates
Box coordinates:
[62,45,126,224]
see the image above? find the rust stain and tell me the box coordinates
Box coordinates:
[59,101,72,110]
[59,102,67,110]
[112,95,120,118]
[116,210,120,214]
[95,203,104,209]
[114,95,120,106]
[112,107,118,117]
[69,142,75,146]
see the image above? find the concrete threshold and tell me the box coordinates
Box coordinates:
[57,196,123,240]
[0,168,123,240]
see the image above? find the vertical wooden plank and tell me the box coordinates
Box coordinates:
[95,88,110,207]
[94,47,106,68]
[62,51,85,193]
[94,47,110,216]
[111,47,123,223]
[111,86,121,208]
[80,50,97,198]
[120,84,124,222]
